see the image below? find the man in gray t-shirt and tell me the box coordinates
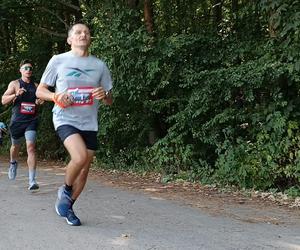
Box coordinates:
[37,23,113,226]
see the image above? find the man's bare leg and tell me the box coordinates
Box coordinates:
[26,140,36,171]
[26,140,39,189]
[10,143,20,162]
[63,133,89,190]
[72,150,94,199]
[55,133,91,226]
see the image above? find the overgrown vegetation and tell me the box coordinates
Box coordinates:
[1,0,300,195]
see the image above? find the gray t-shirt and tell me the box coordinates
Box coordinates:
[40,51,112,131]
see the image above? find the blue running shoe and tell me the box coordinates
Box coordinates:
[8,161,18,180]
[55,187,73,217]
[66,209,81,226]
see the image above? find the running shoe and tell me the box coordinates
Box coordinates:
[28,181,39,191]
[55,186,73,217]
[8,161,18,180]
[66,208,81,226]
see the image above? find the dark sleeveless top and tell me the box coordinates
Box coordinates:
[11,79,38,123]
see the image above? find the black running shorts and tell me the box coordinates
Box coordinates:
[56,125,98,151]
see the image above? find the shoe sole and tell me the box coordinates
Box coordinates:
[28,184,39,191]
[66,217,81,226]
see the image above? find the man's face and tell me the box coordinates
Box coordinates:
[20,63,33,78]
[68,24,91,49]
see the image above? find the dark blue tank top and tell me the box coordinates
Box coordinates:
[11,79,37,122]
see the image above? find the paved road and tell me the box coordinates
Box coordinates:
[0,162,300,250]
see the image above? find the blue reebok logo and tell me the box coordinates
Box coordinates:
[66,68,95,77]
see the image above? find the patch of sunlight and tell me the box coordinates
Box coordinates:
[144,188,159,192]
[110,215,126,220]
[55,173,65,176]
[150,196,165,201]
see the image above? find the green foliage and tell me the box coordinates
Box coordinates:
[86,1,300,193]
[285,186,300,198]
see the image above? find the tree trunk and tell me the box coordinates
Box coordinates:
[144,0,154,34]
[213,0,223,27]
[268,10,277,38]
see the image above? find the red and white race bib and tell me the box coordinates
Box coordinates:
[20,102,36,114]
[67,87,94,106]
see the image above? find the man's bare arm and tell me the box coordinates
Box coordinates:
[36,83,55,101]
[2,80,18,105]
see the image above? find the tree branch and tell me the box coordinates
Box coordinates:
[36,6,69,29]
[55,0,81,11]
[37,27,67,38]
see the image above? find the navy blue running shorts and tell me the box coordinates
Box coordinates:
[56,125,98,151]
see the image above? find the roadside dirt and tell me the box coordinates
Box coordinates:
[88,167,300,224]
[91,170,300,249]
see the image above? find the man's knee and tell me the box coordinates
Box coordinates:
[11,143,20,151]
[71,151,88,166]
[26,143,36,155]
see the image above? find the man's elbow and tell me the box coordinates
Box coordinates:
[36,84,45,99]
[35,89,41,99]
[1,97,7,106]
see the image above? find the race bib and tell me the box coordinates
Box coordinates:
[20,102,36,114]
[67,87,94,106]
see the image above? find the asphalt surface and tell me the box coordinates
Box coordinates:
[0,161,300,250]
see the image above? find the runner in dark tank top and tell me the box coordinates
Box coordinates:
[11,79,38,123]
[1,59,44,190]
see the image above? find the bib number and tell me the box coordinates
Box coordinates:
[20,102,36,114]
[67,87,94,106]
